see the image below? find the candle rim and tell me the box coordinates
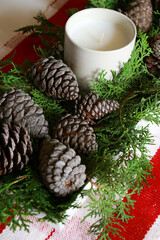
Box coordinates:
[65,8,137,53]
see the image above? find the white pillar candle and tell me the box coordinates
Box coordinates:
[64,8,137,92]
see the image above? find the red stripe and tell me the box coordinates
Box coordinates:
[108,148,160,240]
[45,228,55,240]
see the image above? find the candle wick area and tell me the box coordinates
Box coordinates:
[69,21,131,51]
[98,33,104,43]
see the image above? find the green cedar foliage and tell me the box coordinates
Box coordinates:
[148,10,160,37]
[86,0,133,11]
[0,4,160,240]
[86,0,119,9]
[0,165,81,231]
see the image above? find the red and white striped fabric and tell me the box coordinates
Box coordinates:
[0,1,160,239]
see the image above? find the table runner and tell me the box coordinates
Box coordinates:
[0,1,160,239]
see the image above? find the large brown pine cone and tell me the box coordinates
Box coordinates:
[53,114,98,154]
[39,138,86,197]
[0,88,49,138]
[32,56,79,100]
[0,122,33,175]
[123,0,153,33]
[75,93,119,124]
[144,34,160,73]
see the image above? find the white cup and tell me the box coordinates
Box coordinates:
[64,8,137,92]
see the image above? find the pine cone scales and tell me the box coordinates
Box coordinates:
[150,34,160,60]
[0,88,49,138]
[53,114,98,154]
[123,0,153,33]
[153,0,160,10]
[75,93,119,122]
[32,56,79,100]
[145,55,160,73]
[0,122,32,175]
[144,35,160,73]
[39,138,86,197]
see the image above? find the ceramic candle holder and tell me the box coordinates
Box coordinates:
[64,8,137,92]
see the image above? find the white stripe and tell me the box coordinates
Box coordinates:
[0,0,69,60]
[143,215,160,240]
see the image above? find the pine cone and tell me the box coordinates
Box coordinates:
[144,55,160,73]
[0,122,32,175]
[75,93,119,123]
[144,35,160,73]
[123,0,153,33]
[32,56,79,100]
[53,114,98,154]
[153,0,160,10]
[0,88,49,138]
[150,34,160,60]
[39,138,86,197]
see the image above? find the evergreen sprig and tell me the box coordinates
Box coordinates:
[82,123,153,239]
[86,0,133,10]
[65,8,79,17]
[86,0,119,9]
[148,10,160,37]
[0,165,82,231]
[15,11,64,59]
